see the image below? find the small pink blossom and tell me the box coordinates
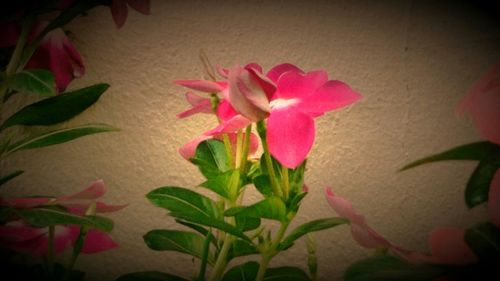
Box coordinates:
[325,187,478,265]
[0,180,126,256]
[457,63,500,145]
[0,20,84,92]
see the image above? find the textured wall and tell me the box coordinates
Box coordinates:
[2,0,500,280]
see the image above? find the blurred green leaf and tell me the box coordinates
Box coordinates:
[191,140,230,179]
[175,219,217,246]
[5,123,118,155]
[344,254,445,281]
[279,218,349,250]
[235,212,261,232]
[147,187,250,241]
[0,170,24,187]
[16,207,113,231]
[253,175,273,197]
[465,160,499,208]
[222,262,258,281]
[144,230,215,265]
[228,239,259,260]
[264,266,310,281]
[225,197,287,222]
[465,222,500,262]
[116,271,188,281]
[0,83,109,130]
[400,142,499,171]
[9,69,56,97]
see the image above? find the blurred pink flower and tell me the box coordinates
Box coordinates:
[0,180,126,256]
[457,63,500,145]
[110,0,151,29]
[325,187,478,265]
[0,20,84,92]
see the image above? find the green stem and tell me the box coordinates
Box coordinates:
[255,222,289,281]
[47,225,55,277]
[197,231,212,281]
[256,121,282,197]
[239,125,252,173]
[281,165,289,200]
[235,129,243,169]
[208,230,233,281]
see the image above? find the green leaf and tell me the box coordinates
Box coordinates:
[16,207,113,231]
[0,170,24,187]
[225,197,287,222]
[222,262,258,281]
[264,266,310,281]
[279,218,349,250]
[253,175,273,197]
[116,271,189,281]
[344,254,445,281]
[9,69,56,97]
[465,160,499,208]
[144,230,215,265]
[222,262,310,281]
[175,219,217,246]
[235,212,261,232]
[400,142,499,171]
[465,222,500,262]
[200,170,241,199]
[0,83,109,130]
[228,239,259,260]
[5,123,119,155]
[147,187,250,241]
[191,140,230,179]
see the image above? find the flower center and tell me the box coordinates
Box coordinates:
[270,98,299,110]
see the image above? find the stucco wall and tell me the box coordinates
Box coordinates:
[2,0,500,280]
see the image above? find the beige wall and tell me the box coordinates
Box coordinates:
[3,0,500,280]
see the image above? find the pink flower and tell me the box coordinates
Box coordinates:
[325,187,478,265]
[110,0,151,29]
[0,20,84,92]
[0,180,126,256]
[457,63,500,145]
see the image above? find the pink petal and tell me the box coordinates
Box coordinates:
[274,70,328,100]
[245,65,277,100]
[174,79,225,93]
[324,188,363,223]
[228,66,271,121]
[488,170,500,228]
[216,100,238,122]
[429,228,477,265]
[299,80,361,116]
[244,63,263,73]
[177,92,212,118]
[56,180,105,203]
[179,134,211,160]
[266,63,303,84]
[350,222,392,249]
[0,221,46,242]
[457,63,500,145]
[12,226,73,256]
[325,188,391,249]
[26,26,85,92]
[126,0,151,15]
[95,202,128,213]
[0,197,51,208]
[216,65,229,78]
[64,202,128,215]
[205,114,252,135]
[80,229,119,254]
[110,0,128,29]
[267,108,315,168]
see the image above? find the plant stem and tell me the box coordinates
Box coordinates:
[197,231,212,281]
[239,125,252,173]
[255,222,289,281]
[208,229,233,281]
[281,165,289,200]
[256,121,282,197]
[235,129,243,169]
[47,225,55,277]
